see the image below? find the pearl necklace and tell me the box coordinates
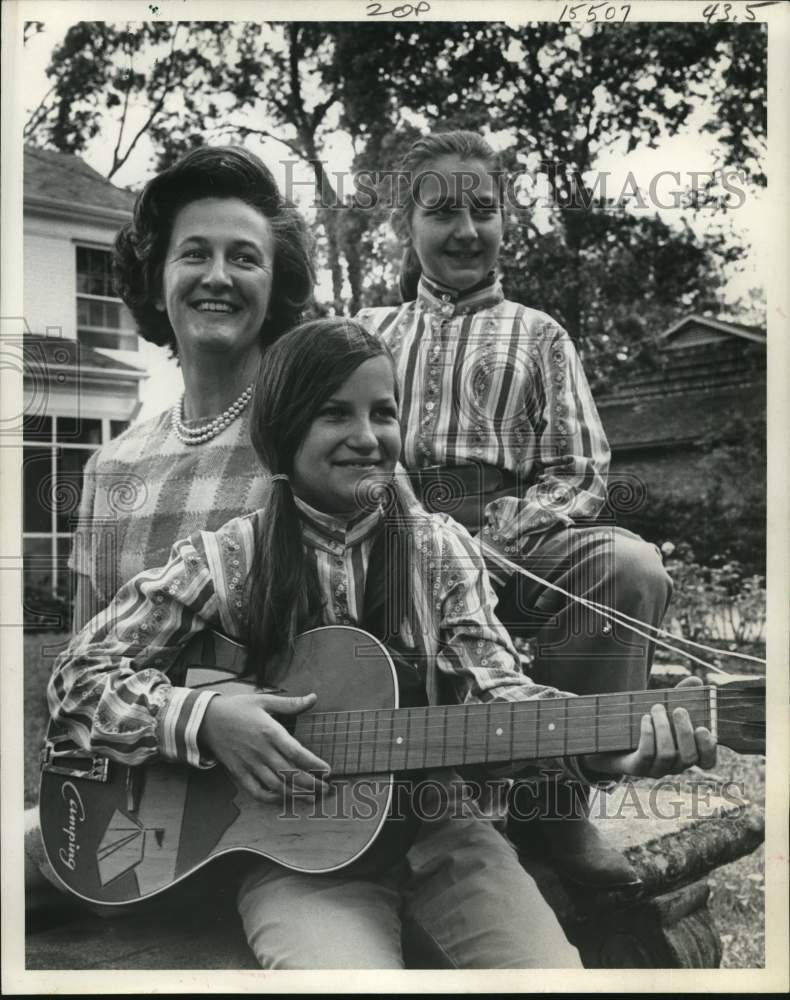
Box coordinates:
[172,383,254,446]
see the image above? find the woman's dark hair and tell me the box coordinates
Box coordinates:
[391,130,506,302]
[113,146,314,354]
[246,317,401,681]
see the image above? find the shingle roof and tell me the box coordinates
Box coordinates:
[599,382,765,450]
[24,146,136,216]
[23,333,144,376]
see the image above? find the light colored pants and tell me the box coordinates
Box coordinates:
[237,802,582,970]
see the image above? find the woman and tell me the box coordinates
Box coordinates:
[356,129,673,889]
[70,145,314,628]
[28,144,314,902]
[48,319,716,969]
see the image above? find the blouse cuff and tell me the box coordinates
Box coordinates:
[156,688,219,769]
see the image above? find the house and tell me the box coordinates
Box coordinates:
[22,146,146,602]
[595,314,767,522]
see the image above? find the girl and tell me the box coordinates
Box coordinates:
[48,319,714,970]
[356,130,673,888]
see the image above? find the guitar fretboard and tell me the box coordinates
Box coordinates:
[294,687,716,775]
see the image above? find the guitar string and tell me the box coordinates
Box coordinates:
[295,688,746,729]
[296,689,756,728]
[476,537,767,671]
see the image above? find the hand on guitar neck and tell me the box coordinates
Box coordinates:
[198,691,331,803]
[580,676,717,779]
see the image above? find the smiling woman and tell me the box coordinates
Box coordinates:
[156,198,276,376]
[70,147,315,624]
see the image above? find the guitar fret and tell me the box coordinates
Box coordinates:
[509,701,515,762]
[461,702,469,765]
[594,694,601,753]
[341,712,350,775]
[353,710,363,773]
[441,705,449,768]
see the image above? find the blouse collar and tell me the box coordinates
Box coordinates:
[416,272,504,317]
[294,495,384,553]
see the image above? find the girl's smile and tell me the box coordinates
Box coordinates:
[291,356,401,518]
[408,155,503,292]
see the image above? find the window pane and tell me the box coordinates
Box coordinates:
[76,246,113,298]
[57,416,102,445]
[78,329,139,351]
[23,415,52,442]
[104,301,120,328]
[88,299,104,327]
[57,537,74,595]
[24,537,54,591]
[77,298,89,325]
[55,447,92,532]
[110,420,129,438]
[23,447,52,533]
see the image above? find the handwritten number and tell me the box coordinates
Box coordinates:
[702,2,719,22]
[366,1,431,17]
[559,2,630,22]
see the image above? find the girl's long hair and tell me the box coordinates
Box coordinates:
[391,130,506,302]
[246,318,402,685]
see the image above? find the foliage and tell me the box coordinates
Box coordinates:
[660,542,766,650]
[23,584,72,634]
[24,631,70,807]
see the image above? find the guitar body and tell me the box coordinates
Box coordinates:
[40,627,399,906]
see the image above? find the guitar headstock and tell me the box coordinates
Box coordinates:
[714,678,765,755]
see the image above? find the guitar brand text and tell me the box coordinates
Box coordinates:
[59,781,85,870]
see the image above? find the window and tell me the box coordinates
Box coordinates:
[22,414,107,605]
[75,245,138,351]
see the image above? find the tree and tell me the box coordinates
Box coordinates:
[25,22,352,310]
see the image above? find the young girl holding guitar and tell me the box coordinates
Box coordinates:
[356,130,674,888]
[48,319,715,969]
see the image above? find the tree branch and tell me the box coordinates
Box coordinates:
[228,124,304,159]
[107,24,180,180]
[110,27,135,176]
[23,82,57,140]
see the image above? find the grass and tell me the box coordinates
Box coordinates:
[23,630,766,967]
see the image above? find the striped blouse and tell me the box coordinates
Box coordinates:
[48,496,595,783]
[357,275,610,571]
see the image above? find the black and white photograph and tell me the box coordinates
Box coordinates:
[1,0,787,993]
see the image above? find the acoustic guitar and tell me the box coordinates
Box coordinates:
[39,626,765,906]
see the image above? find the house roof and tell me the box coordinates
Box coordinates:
[599,382,765,450]
[24,146,136,220]
[23,334,145,380]
[659,314,766,347]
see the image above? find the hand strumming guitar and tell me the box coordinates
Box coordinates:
[198,692,331,803]
[581,676,717,779]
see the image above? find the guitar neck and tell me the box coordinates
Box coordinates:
[294,686,717,776]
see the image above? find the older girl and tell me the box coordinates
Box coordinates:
[356,130,673,888]
[48,319,713,969]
